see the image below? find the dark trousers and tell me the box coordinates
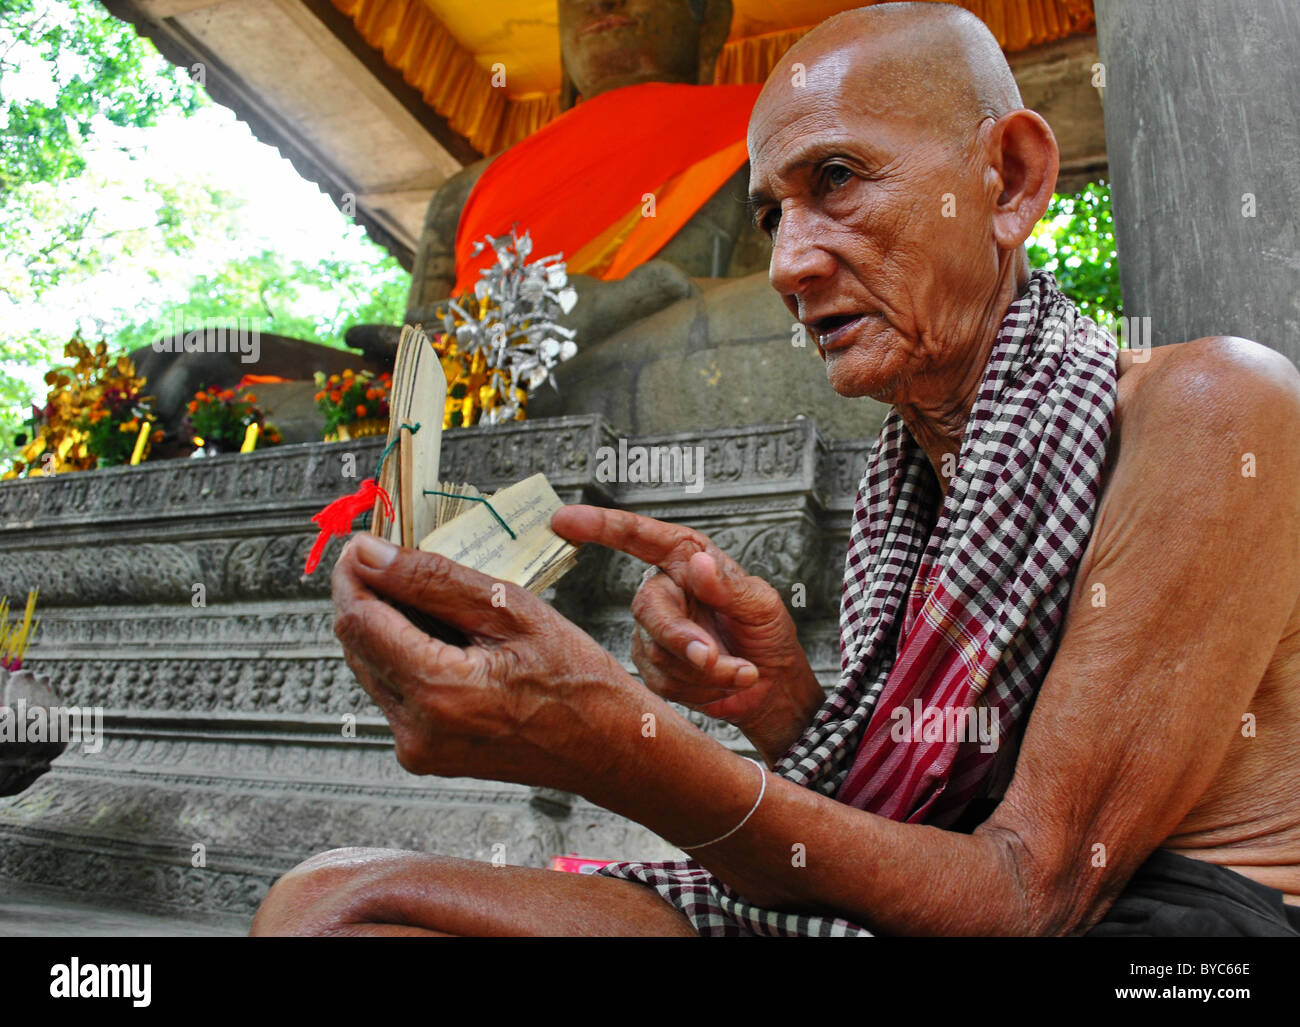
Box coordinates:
[1087,849,1300,937]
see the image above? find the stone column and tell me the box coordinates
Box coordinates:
[1094,0,1300,361]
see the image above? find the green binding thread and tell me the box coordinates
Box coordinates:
[362,422,420,532]
[422,489,517,540]
[374,421,421,477]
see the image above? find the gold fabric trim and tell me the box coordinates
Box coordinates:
[333,0,1094,156]
[332,0,558,155]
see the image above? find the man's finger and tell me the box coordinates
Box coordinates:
[554,507,773,630]
[346,533,532,640]
[631,593,759,691]
[332,542,479,693]
[631,629,742,706]
[632,573,719,667]
[552,505,707,574]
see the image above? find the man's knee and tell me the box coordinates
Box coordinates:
[251,846,413,936]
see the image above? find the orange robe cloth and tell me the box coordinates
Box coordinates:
[453,82,762,297]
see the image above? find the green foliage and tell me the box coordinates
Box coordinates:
[0,0,411,460]
[1,333,50,446]
[1,0,209,452]
[110,248,408,354]
[1028,180,1122,326]
[1,0,205,262]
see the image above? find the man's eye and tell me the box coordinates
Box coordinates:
[825,164,852,188]
[759,209,780,235]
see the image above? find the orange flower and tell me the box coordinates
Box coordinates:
[314,391,325,403]
[188,401,198,414]
[243,393,257,404]
[152,430,163,443]
[365,389,378,401]
[330,391,342,403]
[355,404,367,417]
[194,391,206,401]
[328,375,340,386]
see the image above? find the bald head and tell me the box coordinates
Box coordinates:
[745,1,1059,409]
[757,2,1023,146]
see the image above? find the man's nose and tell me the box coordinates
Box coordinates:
[768,208,836,301]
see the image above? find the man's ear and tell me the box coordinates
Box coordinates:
[988,109,1059,249]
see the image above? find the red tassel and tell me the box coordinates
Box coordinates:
[304,478,394,575]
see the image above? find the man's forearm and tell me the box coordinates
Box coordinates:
[693,770,1044,935]
[582,690,1048,936]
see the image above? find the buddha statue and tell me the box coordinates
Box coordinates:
[349,0,887,441]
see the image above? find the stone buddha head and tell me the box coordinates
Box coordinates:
[558,0,734,106]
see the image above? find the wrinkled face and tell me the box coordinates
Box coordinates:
[559,0,702,98]
[747,46,1000,404]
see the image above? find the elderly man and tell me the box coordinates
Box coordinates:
[251,3,1300,937]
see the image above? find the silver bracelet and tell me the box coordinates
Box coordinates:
[680,757,767,851]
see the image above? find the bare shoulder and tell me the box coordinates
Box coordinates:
[1117,336,1300,436]
[1089,335,1300,574]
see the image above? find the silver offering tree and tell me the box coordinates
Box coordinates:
[438,228,579,425]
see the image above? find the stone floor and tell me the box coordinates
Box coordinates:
[0,880,248,937]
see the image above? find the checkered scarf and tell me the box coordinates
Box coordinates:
[596,271,1119,935]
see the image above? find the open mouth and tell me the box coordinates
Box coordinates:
[579,15,637,36]
[810,313,877,349]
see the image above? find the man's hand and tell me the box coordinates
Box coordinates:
[551,505,825,765]
[331,533,636,793]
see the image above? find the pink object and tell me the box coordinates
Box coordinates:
[547,854,615,875]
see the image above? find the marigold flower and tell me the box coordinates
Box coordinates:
[355,404,368,418]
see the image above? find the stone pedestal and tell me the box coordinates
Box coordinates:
[0,415,873,924]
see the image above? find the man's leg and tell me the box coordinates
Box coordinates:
[250,848,699,937]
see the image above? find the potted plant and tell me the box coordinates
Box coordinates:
[315,370,391,441]
[184,386,281,455]
[4,339,162,477]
